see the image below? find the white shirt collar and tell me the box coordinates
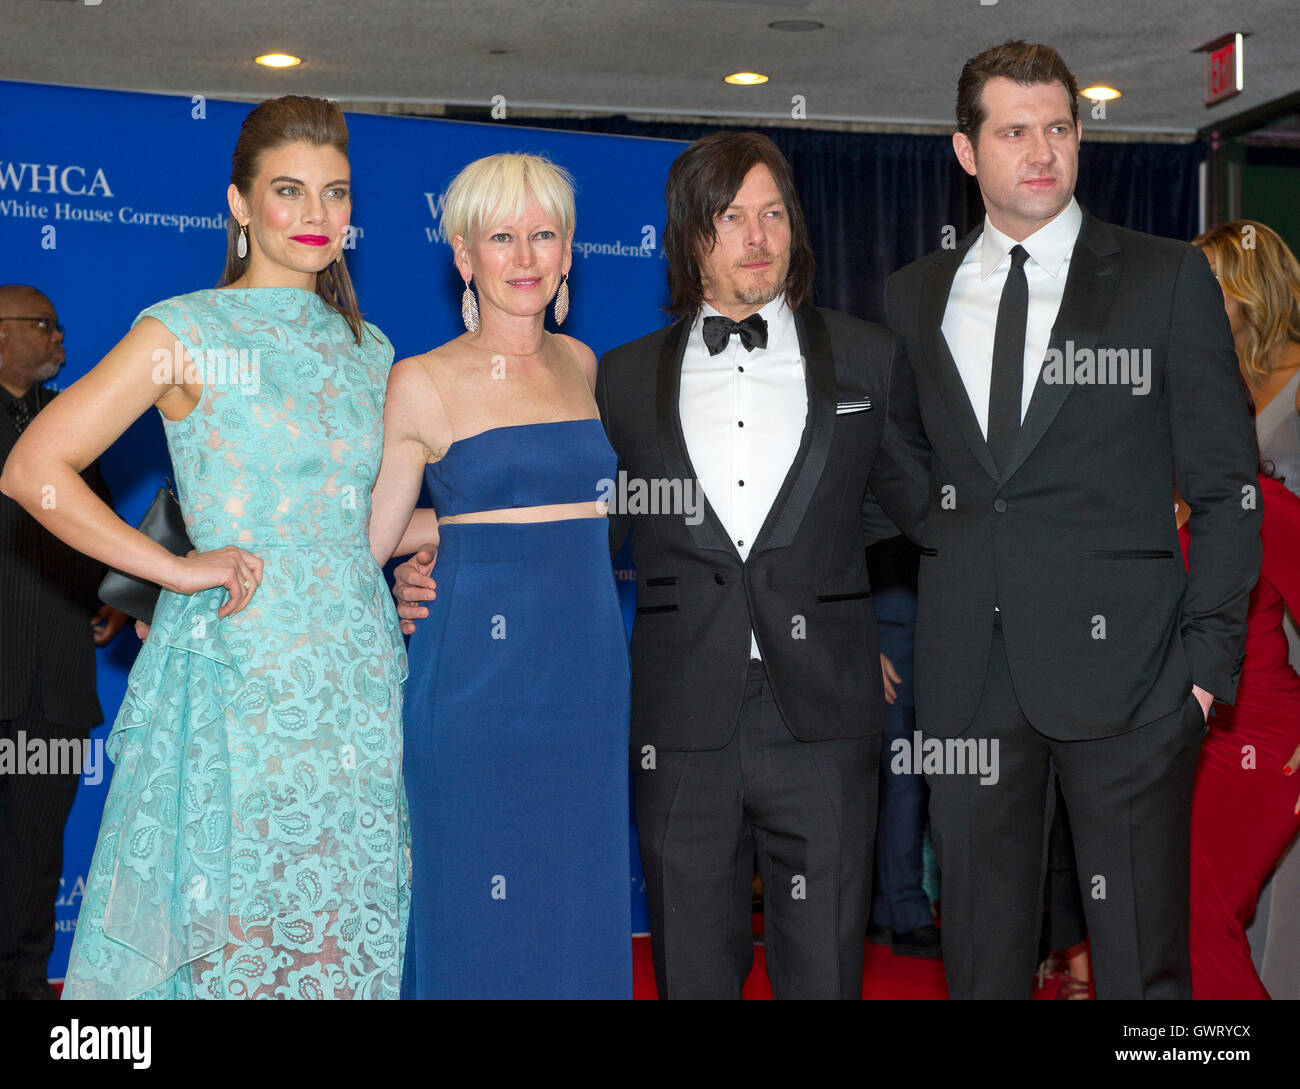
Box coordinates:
[979,197,1083,281]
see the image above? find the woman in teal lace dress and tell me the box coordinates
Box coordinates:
[1,96,410,999]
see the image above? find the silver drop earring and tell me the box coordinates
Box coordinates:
[461,280,480,333]
[236,224,249,259]
[553,275,569,326]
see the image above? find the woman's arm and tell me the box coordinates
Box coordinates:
[393,508,440,560]
[368,356,444,565]
[0,316,263,616]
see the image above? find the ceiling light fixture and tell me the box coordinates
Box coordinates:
[724,72,769,86]
[256,53,302,69]
[1081,85,1122,101]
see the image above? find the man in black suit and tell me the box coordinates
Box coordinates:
[0,285,127,999]
[592,132,926,998]
[884,42,1261,998]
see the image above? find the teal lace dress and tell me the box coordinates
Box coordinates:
[62,288,409,999]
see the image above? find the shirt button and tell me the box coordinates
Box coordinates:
[737,540,744,547]
[738,480,745,486]
[737,420,744,427]
[738,365,745,373]
[993,498,1008,513]
[714,573,726,585]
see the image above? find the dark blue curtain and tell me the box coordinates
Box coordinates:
[452,113,1206,323]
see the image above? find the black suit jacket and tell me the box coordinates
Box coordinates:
[884,209,1261,741]
[596,305,928,752]
[0,385,111,727]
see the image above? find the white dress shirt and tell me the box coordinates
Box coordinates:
[941,198,1083,435]
[679,295,806,660]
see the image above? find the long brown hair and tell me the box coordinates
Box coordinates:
[663,131,815,316]
[220,95,369,344]
[1193,219,1300,382]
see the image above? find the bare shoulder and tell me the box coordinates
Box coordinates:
[389,350,440,391]
[554,332,598,388]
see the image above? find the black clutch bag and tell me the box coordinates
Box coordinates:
[98,482,194,624]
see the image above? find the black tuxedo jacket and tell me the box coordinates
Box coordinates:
[596,305,928,752]
[885,209,1261,741]
[0,385,111,727]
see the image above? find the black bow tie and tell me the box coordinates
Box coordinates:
[702,313,768,356]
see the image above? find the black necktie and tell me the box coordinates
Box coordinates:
[702,313,768,356]
[8,392,34,434]
[988,244,1029,473]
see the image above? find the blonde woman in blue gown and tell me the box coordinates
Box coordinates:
[370,153,632,998]
[1,96,422,999]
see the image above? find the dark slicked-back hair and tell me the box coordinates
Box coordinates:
[956,40,1080,145]
[663,131,815,316]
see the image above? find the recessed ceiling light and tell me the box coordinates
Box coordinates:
[256,53,302,69]
[768,20,824,31]
[724,72,769,86]
[1081,85,1122,101]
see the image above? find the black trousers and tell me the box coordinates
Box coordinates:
[0,679,86,994]
[1044,776,1088,953]
[928,624,1205,999]
[635,660,880,999]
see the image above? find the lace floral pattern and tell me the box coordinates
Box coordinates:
[63,288,408,999]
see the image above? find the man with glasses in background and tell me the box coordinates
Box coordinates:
[0,284,127,999]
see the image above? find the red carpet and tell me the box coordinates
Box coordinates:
[632,916,1081,999]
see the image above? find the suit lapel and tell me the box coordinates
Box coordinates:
[654,316,737,556]
[750,305,836,556]
[998,212,1123,484]
[919,230,1001,482]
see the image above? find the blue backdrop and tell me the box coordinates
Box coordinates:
[0,79,684,978]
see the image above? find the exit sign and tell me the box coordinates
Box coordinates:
[1204,33,1244,106]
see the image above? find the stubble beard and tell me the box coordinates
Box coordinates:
[735,282,783,308]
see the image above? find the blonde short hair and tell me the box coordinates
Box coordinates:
[1194,219,1300,381]
[441,152,575,247]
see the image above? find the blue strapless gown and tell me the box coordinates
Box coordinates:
[401,419,632,998]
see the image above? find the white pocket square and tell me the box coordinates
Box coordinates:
[836,399,872,414]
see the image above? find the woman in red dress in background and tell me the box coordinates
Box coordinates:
[1184,473,1300,998]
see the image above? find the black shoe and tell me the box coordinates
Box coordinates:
[891,924,942,959]
[866,923,892,946]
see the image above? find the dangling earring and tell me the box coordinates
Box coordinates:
[236,224,249,259]
[461,279,480,333]
[553,274,569,326]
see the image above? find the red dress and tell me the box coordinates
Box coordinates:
[1187,475,1300,999]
